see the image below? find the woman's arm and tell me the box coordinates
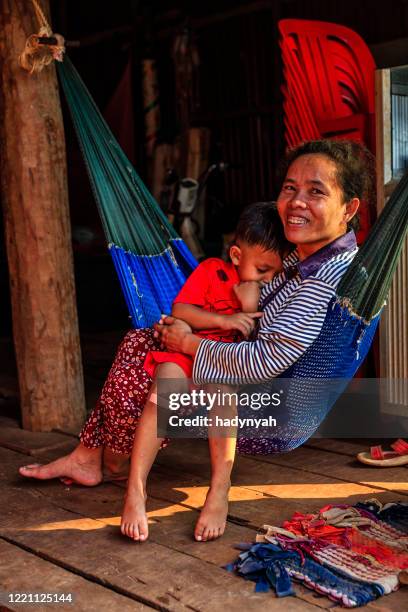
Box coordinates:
[192,281,334,383]
[157,278,335,384]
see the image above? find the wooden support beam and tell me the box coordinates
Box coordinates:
[0,0,86,432]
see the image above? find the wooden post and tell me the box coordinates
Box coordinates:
[0,0,86,432]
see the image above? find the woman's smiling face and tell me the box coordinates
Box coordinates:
[277,154,359,261]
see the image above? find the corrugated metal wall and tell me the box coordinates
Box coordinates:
[392,94,408,176]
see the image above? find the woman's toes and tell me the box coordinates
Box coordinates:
[202,527,211,542]
[19,464,41,474]
[132,525,140,540]
[121,522,130,538]
[195,523,204,541]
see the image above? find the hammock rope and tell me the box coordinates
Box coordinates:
[19,0,65,74]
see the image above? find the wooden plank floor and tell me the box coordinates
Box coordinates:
[0,418,407,611]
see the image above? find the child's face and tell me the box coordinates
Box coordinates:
[230,242,283,282]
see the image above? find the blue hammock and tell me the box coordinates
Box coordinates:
[57,56,197,328]
[236,302,381,454]
[57,56,408,454]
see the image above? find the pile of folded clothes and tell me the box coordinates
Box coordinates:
[226,500,408,607]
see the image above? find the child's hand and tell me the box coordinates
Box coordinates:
[220,312,262,338]
[233,281,261,312]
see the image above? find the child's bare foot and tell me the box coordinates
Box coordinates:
[194,482,230,542]
[121,485,149,542]
[19,445,103,487]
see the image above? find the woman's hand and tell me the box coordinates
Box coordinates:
[220,312,262,338]
[154,316,201,355]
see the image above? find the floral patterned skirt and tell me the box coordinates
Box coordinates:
[80,328,160,455]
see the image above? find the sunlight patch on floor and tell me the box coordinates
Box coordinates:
[18,480,407,533]
[20,503,192,532]
[174,481,406,503]
[22,518,106,532]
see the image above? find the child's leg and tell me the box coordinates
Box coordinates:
[121,361,186,542]
[195,384,237,542]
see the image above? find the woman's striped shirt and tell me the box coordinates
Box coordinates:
[192,231,358,384]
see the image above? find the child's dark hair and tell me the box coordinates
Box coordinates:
[235,201,290,256]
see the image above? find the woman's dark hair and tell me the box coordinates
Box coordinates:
[234,201,290,256]
[278,140,376,231]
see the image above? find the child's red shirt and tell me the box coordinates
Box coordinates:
[144,258,242,377]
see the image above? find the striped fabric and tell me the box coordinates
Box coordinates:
[193,231,358,385]
[230,499,408,606]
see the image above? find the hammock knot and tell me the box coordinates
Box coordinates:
[19,1,65,74]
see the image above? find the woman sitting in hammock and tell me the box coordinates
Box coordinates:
[19,139,374,543]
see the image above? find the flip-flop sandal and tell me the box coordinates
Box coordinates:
[357,439,408,467]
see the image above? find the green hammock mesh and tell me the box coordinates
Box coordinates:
[57,56,197,328]
[337,171,408,320]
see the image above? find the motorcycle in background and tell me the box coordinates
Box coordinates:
[159,161,239,261]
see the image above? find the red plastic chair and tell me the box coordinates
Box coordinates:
[279,19,376,150]
[281,36,367,145]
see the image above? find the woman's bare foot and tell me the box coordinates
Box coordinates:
[121,484,149,542]
[19,444,103,486]
[194,481,230,542]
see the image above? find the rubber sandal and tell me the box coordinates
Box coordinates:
[357,439,408,467]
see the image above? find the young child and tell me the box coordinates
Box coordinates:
[120,202,290,544]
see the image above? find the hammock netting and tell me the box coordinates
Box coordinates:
[57,55,408,454]
[57,57,197,328]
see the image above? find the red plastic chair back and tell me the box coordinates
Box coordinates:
[279,19,376,122]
